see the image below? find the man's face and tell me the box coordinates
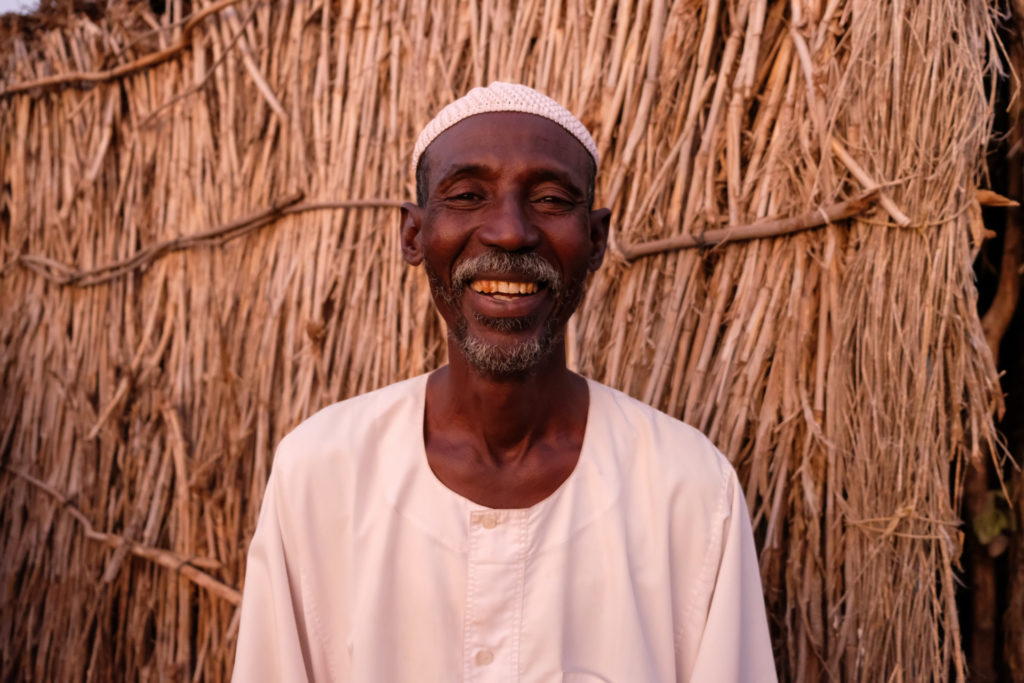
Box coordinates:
[401,112,610,376]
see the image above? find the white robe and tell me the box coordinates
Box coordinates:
[232,374,776,682]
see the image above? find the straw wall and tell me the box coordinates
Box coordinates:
[0,0,1003,680]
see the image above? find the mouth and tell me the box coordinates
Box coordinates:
[469,279,542,301]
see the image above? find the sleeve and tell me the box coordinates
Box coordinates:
[231,460,315,683]
[686,470,777,683]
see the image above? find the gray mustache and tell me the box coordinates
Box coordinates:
[451,252,562,292]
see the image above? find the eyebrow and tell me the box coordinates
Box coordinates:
[525,169,586,198]
[433,163,498,191]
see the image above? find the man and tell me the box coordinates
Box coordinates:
[232,82,776,682]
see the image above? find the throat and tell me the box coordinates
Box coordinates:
[425,439,581,508]
[422,368,591,508]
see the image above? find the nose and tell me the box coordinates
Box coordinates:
[477,193,540,252]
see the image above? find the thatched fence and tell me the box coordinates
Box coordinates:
[0,0,1005,680]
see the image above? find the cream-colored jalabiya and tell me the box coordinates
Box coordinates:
[232,376,776,682]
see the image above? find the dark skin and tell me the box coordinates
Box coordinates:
[401,113,610,508]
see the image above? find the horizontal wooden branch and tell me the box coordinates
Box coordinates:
[6,467,241,605]
[618,190,878,261]
[0,0,241,98]
[14,194,403,287]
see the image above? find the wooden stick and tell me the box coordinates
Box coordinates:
[619,190,878,261]
[981,203,1022,362]
[5,467,241,606]
[977,189,1020,207]
[0,0,244,98]
[16,195,403,287]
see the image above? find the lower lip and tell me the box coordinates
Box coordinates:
[489,292,533,301]
[466,288,546,316]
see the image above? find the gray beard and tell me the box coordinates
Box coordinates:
[425,252,584,377]
[456,317,553,375]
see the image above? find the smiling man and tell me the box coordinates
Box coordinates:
[232,83,776,682]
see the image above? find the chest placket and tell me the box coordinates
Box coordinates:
[463,509,528,682]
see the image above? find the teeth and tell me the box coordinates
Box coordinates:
[471,280,539,295]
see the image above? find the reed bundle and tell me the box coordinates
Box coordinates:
[0,0,1003,680]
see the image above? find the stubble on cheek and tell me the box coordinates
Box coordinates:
[423,260,461,314]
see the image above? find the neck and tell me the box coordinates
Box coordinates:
[422,338,590,508]
[427,339,586,464]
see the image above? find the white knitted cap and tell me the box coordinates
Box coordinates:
[411,82,598,176]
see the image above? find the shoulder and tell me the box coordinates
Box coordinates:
[587,379,730,469]
[586,379,735,498]
[271,373,428,482]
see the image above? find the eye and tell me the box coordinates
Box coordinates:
[448,192,481,201]
[532,194,576,213]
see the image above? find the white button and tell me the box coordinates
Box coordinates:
[479,513,498,529]
[474,649,494,666]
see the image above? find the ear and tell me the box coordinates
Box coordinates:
[587,208,611,271]
[400,202,424,266]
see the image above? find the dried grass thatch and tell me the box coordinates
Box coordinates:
[0,0,1005,680]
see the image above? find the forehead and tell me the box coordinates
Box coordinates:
[423,112,593,183]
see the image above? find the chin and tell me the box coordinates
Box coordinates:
[453,317,563,377]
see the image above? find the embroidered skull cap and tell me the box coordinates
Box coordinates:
[411,82,599,177]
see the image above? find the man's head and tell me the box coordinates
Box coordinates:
[401,83,610,377]
[411,82,599,207]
